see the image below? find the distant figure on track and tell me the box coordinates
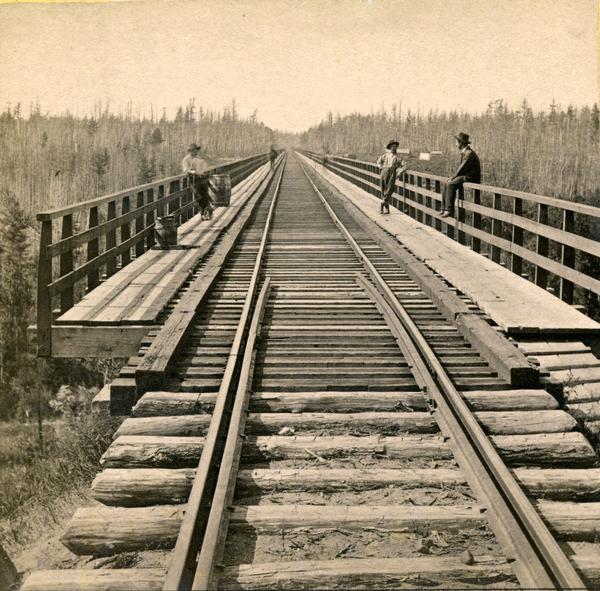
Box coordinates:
[440,132,481,218]
[269,145,278,169]
[376,140,407,215]
[182,143,213,220]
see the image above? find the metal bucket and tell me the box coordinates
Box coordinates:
[209,174,231,207]
[155,215,177,248]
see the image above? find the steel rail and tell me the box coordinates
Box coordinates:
[162,158,285,591]
[296,154,585,590]
[192,278,272,590]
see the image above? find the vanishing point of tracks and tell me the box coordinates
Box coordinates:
[24,154,600,590]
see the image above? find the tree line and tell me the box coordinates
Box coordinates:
[298,99,600,202]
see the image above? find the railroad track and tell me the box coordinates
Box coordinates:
[23,153,600,591]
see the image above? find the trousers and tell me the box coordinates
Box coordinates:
[191,175,213,218]
[380,167,396,210]
[443,177,464,214]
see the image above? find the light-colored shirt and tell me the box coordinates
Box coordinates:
[377,150,406,171]
[182,154,208,174]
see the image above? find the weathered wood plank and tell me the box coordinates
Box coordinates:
[537,501,600,540]
[33,325,153,358]
[462,389,558,411]
[100,436,205,468]
[533,352,600,371]
[132,391,217,416]
[552,366,600,384]
[21,569,165,591]
[244,435,452,461]
[61,504,488,555]
[229,504,487,531]
[100,431,596,468]
[491,432,596,466]
[564,381,600,403]
[517,341,590,356]
[514,468,600,501]
[91,467,467,506]
[227,410,575,436]
[566,400,600,422]
[219,556,515,589]
[474,410,576,435]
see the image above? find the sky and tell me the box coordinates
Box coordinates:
[0,0,598,132]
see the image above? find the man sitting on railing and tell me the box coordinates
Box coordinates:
[182,143,213,220]
[440,132,481,218]
[377,140,407,215]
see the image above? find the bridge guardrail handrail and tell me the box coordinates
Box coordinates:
[36,152,269,356]
[300,149,600,315]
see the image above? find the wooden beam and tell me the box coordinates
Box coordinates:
[21,569,165,591]
[60,504,488,556]
[220,556,515,590]
[37,324,153,358]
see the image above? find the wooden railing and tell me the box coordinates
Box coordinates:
[302,150,600,314]
[36,153,268,356]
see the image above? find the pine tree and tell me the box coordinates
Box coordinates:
[150,127,164,145]
[0,191,35,419]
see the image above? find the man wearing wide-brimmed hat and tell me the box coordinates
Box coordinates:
[182,143,212,219]
[376,140,407,214]
[440,133,481,218]
[182,143,208,175]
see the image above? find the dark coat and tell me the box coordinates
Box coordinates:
[452,147,481,183]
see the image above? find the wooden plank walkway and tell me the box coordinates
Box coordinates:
[299,154,600,337]
[55,163,271,327]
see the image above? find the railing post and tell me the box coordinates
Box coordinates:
[424,178,432,227]
[472,188,481,252]
[511,197,523,276]
[158,184,165,218]
[106,200,117,277]
[59,214,74,312]
[490,193,502,264]
[534,203,549,288]
[415,177,423,223]
[457,188,466,245]
[441,181,455,240]
[146,188,156,249]
[87,206,100,291]
[168,180,181,224]
[121,195,131,268]
[560,209,575,303]
[408,174,416,219]
[135,191,145,258]
[434,180,442,232]
[37,219,53,357]
[182,176,192,222]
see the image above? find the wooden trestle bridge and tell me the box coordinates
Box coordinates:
[23,150,600,590]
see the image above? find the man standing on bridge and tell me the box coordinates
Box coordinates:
[440,133,481,218]
[377,140,407,214]
[269,145,278,169]
[182,143,213,220]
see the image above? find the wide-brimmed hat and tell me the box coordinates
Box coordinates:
[188,143,201,151]
[454,132,470,145]
[386,140,400,149]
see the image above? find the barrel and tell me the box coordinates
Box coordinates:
[154,216,177,248]
[209,174,232,207]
